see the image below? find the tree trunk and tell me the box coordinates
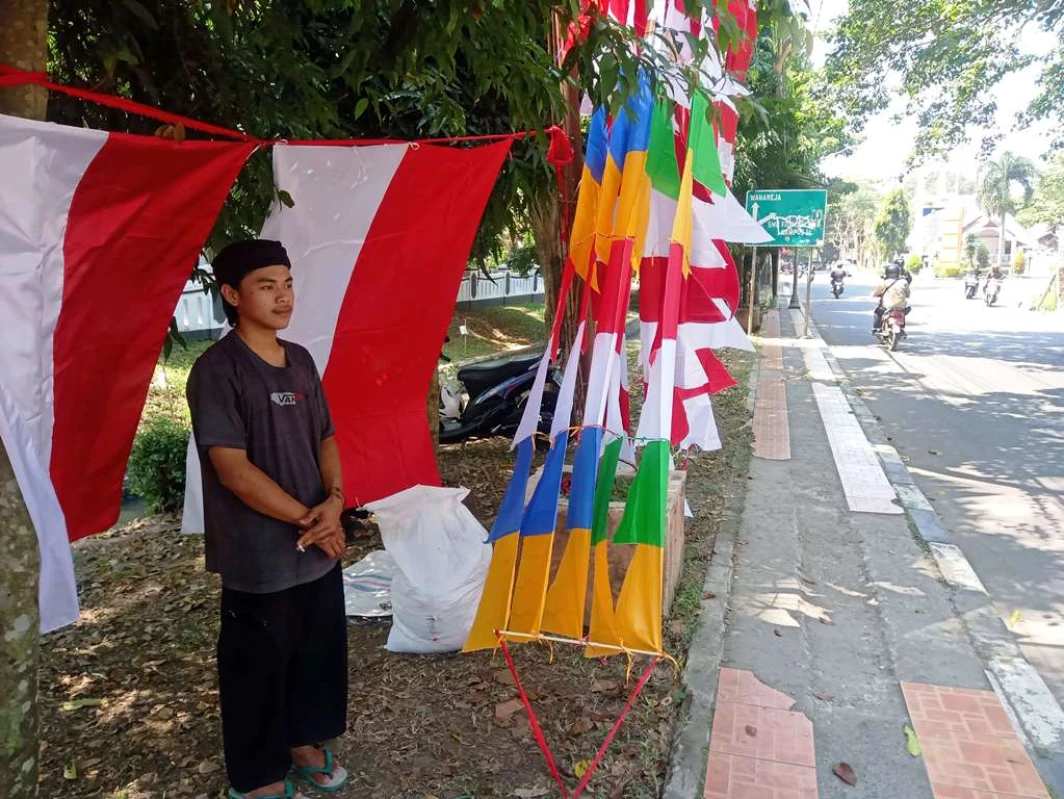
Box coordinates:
[0,2,49,797]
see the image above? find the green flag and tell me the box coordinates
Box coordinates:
[613,439,668,547]
[690,91,727,197]
[590,437,624,546]
[646,98,682,200]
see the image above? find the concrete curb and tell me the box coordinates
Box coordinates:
[660,356,760,799]
[793,302,1064,785]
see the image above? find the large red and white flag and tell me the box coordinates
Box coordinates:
[0,114,253,631]
[183,139,511,531]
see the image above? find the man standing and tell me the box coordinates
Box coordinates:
[187,239,350,799]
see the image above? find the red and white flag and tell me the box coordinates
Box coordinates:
[182,139,511,530]
[0,114,253,631]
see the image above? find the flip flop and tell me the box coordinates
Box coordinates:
[291,748,349,794]
[227,780,306,799]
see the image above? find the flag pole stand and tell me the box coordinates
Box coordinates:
[802,247,814,338]
[747,246,758,334]
[788,247,802,309]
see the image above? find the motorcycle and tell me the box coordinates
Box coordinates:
[875,307,908,351]
[439,347,560,445]
[831,278,845,298]
[964,275,979,300]
[984,277,1002,307]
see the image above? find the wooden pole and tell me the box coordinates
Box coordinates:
[747,247,759,333]
[802,247,814,338]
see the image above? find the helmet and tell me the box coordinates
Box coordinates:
[893,256,905,267]
[885,264,902,279]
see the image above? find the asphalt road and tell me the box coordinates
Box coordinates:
[801,272,1064,704]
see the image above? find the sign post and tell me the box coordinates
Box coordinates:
[744,189,829,321]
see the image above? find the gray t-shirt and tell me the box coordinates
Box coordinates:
[187,332,336,593]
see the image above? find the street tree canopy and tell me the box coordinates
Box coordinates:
[873,188,911,260]
[826,0,1064,160]
[1019,152,1064,229]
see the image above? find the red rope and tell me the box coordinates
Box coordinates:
[499,637,570,799]
[0,64,543,148]
[499,635,661,799]
[571,657,659,798]
[0,66,258,142]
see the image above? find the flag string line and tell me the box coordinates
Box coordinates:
[0,64,556,149]
[498,634,660,799]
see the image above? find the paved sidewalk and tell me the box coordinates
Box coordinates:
[665,307,1056,799]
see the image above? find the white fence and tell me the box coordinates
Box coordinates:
[456,270,543,305]
[174,282,225,337]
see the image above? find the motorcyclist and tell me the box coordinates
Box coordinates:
[829,263,847,284]
[872,263,911,333]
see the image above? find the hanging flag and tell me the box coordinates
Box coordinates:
[183,139,512,532]
[0,113,253,631]
[507,323,584,636]
[611,438,668,653]
[540,425,601,639]
[585,434,624,657]
[569,107,609,283]
[463,438,535,652]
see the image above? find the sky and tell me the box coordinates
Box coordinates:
[811,0,1058,184]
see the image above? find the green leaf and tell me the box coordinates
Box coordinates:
[354,98,369,119]
[903,723,921,757]
[278,189,295,209]
[63,762,78,780]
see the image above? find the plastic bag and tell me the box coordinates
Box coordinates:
[366,485,491,653]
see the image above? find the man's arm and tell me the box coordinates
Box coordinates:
[295,436,345,554]
[208,446,310,525]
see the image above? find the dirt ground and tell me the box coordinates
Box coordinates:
[38,350,753,799]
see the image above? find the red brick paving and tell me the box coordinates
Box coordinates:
[761,310,783,371]
[902,682,1049,799]
[753,377,790,460]
[705,669,818,798]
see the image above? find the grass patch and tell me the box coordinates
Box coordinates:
[444,302,545,363]
[140,339,212,429]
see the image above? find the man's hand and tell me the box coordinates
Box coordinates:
[296,494,345,557]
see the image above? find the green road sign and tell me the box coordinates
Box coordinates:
[744,189,828,247]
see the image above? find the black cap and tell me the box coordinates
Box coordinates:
[212,239,292,289]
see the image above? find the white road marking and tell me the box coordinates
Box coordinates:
[811,382,903,515]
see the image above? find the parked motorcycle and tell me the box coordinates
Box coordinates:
[964,275,979,299]
[984,277,1002,307]
[439,347,560,445]
[831,279,845,298]
[875,307,908,351]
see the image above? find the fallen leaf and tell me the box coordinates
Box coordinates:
[60,698,105,712]
[494,698,524,725]
[196,759,219,775]
[573,759,591,778]
[744,725,758,737]
[703,592,717,600]
[668,619,686,635]
[494,670,516,686]
[928,450,940,456]
[773,628,782,637]
[514,788,551,798]
[819,617,834,625]
[813,693,834,702]
[1009,610,1023,629]
[833,762,856,786]
[591,679,619,693]
[904,723,922,757]
[571,716,594,735]
[63,762,77,780]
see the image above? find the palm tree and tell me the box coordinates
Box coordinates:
[978,152,1037,269]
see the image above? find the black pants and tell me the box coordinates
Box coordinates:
[873,306,884,330]
[218,564,348,792]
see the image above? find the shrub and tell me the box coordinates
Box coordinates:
[127,416,190,513]
[934,264,963,278]
[976,241,991,270]
[1013,249,1027,275]
[905,255,924,274]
